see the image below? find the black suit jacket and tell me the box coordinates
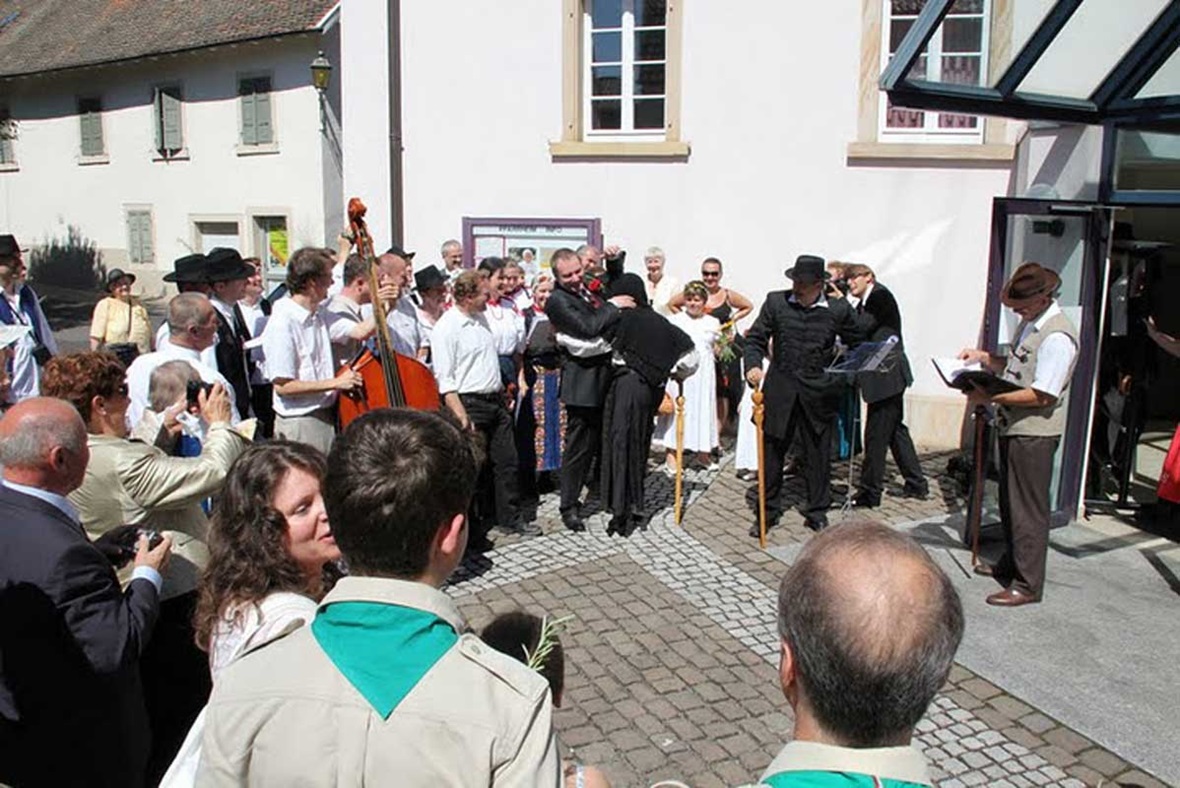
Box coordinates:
[744,292,872,437]
[856,283,914,404]
[545,288,622,408]
[0,484,159,787]
[213,302,252,419]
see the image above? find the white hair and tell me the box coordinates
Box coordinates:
[0,407,86,469]
[645,246,665,260]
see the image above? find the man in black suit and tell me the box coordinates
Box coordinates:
[845,264,928,507]
[0,397,172,788]
[205,248,256,421]
[544,247,634,531]
[744,255,872,534]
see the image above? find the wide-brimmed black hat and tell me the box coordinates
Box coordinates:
[0,234,22,258]
[384,245,416,261]
[105,268,136,291]
[415,266,447,292]
[204,247,254,282]
[163,253,210,283]
[785,254,829,282]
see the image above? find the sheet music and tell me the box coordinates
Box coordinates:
[931,357,982,386]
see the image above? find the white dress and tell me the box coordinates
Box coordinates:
[655,312,720,453]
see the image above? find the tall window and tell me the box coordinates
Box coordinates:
[0,109,14,165]
[239,77,274,146]
[126,209,154,264]
[79,97,104,157]
[153,85,184,157]
[880,0,989,142]
[585,0,667,137]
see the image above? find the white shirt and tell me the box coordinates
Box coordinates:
[484,298,525,357]
[1,479,163,592]
[508,288,534,313]
[327,294,366,369]
[646,274,681,316]
[238,298,269,385]
[431,307,502,395]
[386,297,425,358]
[1,286,57,404]
[156,322,218,369]
[209,591,317,680]
[126,344,241,428]
[1011,300,1078,399]
[262,297,346,416]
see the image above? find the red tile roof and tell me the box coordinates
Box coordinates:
[0,0,338,78]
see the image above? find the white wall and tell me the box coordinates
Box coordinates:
[336,2,1015,447]
[0,36,330,292]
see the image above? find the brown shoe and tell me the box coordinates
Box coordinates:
[973,562,995,577]
[986,588,1040,607]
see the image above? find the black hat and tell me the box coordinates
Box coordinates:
[785,254,829,282]
[105,268,137,291]
[163,253,210,283]
[414,266,447,292]
[204,247,254,282]
[0,234,22,258]
[384,245,416,261]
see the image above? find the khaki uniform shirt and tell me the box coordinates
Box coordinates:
[197,576,561,787]
[752,740,933,787]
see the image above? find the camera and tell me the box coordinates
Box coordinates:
[137,528,165,551]
[185,379,214,408]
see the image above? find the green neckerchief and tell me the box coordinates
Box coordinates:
[311,601,458,719]
[763,771,926,787]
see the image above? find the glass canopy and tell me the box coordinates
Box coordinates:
[882,0,1180,124]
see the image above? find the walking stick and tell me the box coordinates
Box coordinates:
[674,380,686,525]
[967,404,987,567]
[753,385,767,549]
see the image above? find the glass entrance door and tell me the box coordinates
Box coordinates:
[985,198,1111,524]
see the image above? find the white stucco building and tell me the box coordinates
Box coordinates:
[0,0,342,292]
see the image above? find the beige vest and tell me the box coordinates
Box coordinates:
[999,309,1078,438]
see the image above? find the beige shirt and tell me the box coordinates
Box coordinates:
[754,740,933,786]
[198,576,561,787]
[90,295,153,352]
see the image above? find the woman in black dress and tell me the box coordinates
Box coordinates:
[600,273,696,536]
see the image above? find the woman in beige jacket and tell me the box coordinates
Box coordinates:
[89,268,153,356]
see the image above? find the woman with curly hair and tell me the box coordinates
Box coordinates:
[194,441,341,678]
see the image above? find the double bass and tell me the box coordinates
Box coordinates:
[337,197,440,426]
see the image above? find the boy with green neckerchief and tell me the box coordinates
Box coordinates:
[749,522,963,788]
[199,409,561,787]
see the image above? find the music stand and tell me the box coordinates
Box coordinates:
[825,337,900,517]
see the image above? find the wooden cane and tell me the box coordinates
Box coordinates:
[674,381,686,525]
[753,386,767,549]
[967,404,987,567]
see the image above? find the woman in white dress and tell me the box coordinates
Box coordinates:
[656,281,721,472]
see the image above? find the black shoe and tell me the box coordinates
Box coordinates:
[804,515,829,532]
[561,512,586,532]
[606,515,624,536]
[901,484,929,500]
[467,534,495,554]
[736,469,757,482]
[514,519,542,538]
[851,494,880,509]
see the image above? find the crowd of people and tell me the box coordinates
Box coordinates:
[0,224,1091,785]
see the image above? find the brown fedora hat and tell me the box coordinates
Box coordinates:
[1001,262,1060,309]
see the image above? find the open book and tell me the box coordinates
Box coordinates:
[931,357,1022,396]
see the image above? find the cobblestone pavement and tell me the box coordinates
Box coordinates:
[449,452,1171,787]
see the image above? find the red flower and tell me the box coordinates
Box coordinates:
[585,275,604,293]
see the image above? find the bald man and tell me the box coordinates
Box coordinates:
[0,398,172,788]
[754,522,963,787]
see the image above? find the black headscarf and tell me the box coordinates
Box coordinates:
[611,273,693,388]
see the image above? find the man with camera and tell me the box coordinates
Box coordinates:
[0,234,57,406]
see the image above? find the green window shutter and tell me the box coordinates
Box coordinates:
[156,87,182,153]
[153,89,163,151]
[127,212,142,264]
[80,107,103,156]
[240,79,257,145]
[254,87,272,144]
[0,136,12,164]
[138,212,154,263]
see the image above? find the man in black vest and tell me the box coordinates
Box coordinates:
[544,247,633,531]
[845,263,928,507]
[744,255,872,534]
[205,248,256,421]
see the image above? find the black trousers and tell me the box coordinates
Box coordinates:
[560,405,602,514]
[461,393,520,529]
[250,382,275,439]
[996,435,1059,599]
[858,392,926,499]
[764,401,832,521]
[141,591,211,785]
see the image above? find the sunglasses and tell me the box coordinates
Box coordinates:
[701,271,721,277]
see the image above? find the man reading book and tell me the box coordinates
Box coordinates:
[957,262,1078,608]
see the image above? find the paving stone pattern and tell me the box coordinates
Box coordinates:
[448,451,1166,786]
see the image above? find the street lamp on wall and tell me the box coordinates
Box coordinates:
[310,51,332,93]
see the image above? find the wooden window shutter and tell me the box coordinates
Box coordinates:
[127,212,142,264]
[79,99,103,156]
[240,79,257,145]
[254,81,273,144]
[138,212,154,263]
[161,89,182,151]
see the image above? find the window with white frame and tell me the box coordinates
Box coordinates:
[126,209,154,264]
[239,76,274,146]
[584,0,667,138]
[879,0,989,143]
[79,97,105,157]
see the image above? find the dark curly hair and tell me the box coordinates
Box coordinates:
[481,611,565,705]
[40,352,126,424]
[194,441,329,651]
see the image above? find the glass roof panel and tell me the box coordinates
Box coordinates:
[1017,0,1169,99]
[986,0,1059,88]
[1137,42,1180,98]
